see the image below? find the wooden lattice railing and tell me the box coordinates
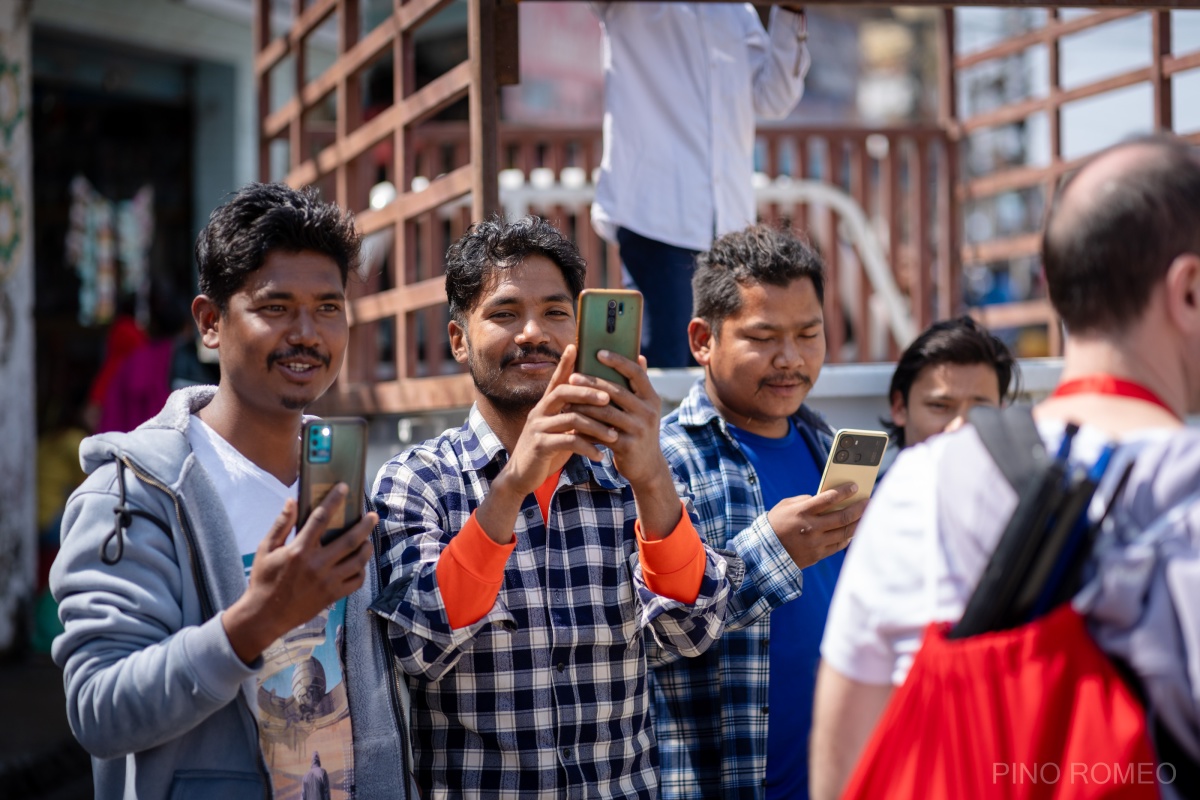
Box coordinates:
[255,1,1200,415]
[953,8,1200,354]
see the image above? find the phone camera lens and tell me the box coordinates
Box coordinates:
[834,450,850,463]
[608,300,617,309]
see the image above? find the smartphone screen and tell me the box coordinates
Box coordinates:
[575,289,643,388]
[298,417,368,545]
[816,429,890,512]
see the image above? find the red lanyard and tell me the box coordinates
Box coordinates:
[1051,374,1181,421]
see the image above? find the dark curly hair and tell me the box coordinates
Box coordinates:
[882,315,1019,448]
[196,182,361,312]
[692,225,825,333]
[444,215,586,322]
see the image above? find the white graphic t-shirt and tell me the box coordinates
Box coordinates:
[188,415,356,800]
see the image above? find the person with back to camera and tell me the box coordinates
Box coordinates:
[811,134,1200,800]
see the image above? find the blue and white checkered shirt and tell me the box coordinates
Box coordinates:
[654,379,834,800]
[370,404,732,800]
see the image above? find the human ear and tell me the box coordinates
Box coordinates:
[192,296,221,350]
[889,390,908,428]
[688,318,715,367]
[448,318,469,365]
[1165,253,1200,336]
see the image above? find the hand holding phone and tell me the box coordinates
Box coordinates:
[816,428,889,512]
[298,417,368,545]
[575,289,643,389]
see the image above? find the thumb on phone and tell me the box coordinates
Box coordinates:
[814,481,858,509]
[550,344,576,389]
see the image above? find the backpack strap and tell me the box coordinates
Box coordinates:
[950,405,1059,638]
[969,404,1045,494]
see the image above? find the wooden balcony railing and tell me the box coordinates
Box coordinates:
[318,122,953,413]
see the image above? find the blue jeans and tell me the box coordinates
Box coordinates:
[616,227,699,368]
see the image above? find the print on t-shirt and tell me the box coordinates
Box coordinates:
[243,555,355,800]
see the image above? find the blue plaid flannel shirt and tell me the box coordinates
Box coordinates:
[654,379,834,800]
[369,405,732,800]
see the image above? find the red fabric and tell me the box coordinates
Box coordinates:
[843,604,1158,800]
[438,472,557,629]
[87,316,147,407]
[96,338,175,433]
[636,503,706,604]
[437,511,517,630]
[533,470,558,525]
[1051,375,1180,421]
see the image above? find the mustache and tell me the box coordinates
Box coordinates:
[500,344,562,369]
[266,346,332,369]
[759,372,813,389]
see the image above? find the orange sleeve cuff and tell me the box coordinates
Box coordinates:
[436,511,517,629]
[636,503,706,604]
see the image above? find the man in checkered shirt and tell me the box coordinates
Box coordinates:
[653,226,867,800]
[370,215,732,799]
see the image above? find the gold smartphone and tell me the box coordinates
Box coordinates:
[816,429,890,511]
[575,289,643,388]
[298,417,368,545]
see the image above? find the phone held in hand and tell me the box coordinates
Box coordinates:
[575,289,644,389]
[816,429,890,512]
[298,417,368,545]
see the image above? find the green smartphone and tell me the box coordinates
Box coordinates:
[575,289,644,388]
[298,417,368,545]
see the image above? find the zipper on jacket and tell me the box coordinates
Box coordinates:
[115,455,274,798]
[116,456,217,620]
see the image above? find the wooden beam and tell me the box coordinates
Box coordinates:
[469,0,501,220]
[1152,11,1174,131]
[955,9,1136,70]
[316,374,476,416]
[962,233,1042,266]
[285,62,472,187]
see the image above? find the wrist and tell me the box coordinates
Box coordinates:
[627,457,675,498]
[222,596,279,665]
[476,472,523,546]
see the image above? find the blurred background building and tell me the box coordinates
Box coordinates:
[2,2,1199,795]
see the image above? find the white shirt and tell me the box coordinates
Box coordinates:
[187,415,359,798]
[590,3,810,251]
[186,414,296,558]
[820,420,1170,687]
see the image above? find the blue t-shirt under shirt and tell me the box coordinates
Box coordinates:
[727,419,846,800]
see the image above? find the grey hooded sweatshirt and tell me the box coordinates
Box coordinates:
[50,386,414,799]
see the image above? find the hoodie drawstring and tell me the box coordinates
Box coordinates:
[101,462,172,565]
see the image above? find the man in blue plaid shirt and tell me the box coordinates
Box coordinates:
[370,215,732,800]
[654,226,867,800]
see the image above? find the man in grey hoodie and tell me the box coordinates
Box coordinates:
[51,183,414,799]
